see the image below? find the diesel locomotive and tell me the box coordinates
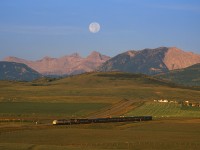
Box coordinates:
[52,116,152,125]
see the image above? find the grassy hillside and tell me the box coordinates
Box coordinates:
[0,72,200,103]
[156,63,200,86]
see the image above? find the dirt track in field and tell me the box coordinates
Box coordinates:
[87,99,137,119]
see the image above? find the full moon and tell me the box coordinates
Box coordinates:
[89,22,100,33]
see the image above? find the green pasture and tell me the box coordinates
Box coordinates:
[0,102,108,118]
[127,101,200,118]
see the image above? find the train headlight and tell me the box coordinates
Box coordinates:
[52,120,57,125]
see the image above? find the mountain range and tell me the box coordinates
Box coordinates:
[4,47,200,76]
[2,47,200,84]
[98,47,200,75]
[4,51,110,75]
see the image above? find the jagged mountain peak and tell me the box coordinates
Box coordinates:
[87,51,110,61]
[69,52,81,58]
[90,51,101,55]
[40,56,55,61]
[87,51,102,59]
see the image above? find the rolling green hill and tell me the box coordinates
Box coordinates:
[0,72,199,104]
[156,63,200,86]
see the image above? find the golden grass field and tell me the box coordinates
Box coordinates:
[0,118,200,150]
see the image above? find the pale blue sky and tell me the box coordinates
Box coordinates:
[0,0,200,60]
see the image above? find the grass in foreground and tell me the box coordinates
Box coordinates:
[0,119,200,150]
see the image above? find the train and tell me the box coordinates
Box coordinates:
[52,116,152,125]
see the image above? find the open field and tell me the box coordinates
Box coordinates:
[0,72,200,149]
[88,99,137,118]
[127,101,200,118]
[0,119,200,149]
[0,102,108,119]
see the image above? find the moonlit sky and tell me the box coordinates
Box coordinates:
[0,0,200,60]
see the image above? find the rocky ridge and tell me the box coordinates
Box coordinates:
[4,51,110,75]
[98,47,200,75]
